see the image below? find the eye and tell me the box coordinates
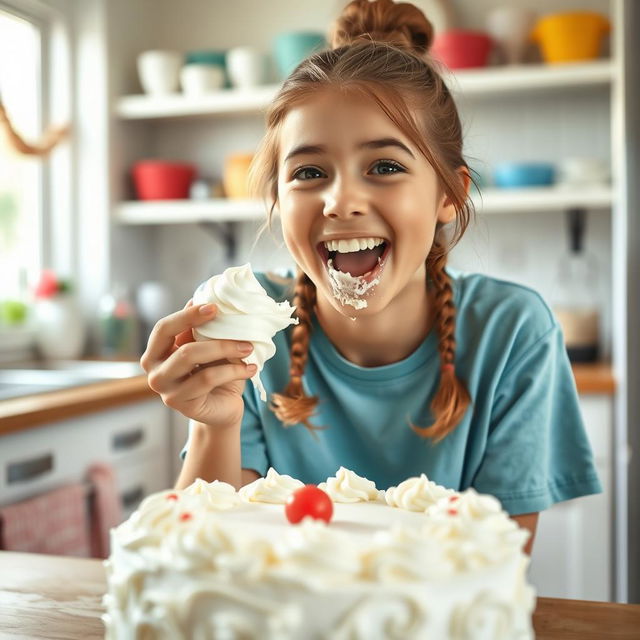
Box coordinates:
[292,166,325,181]
[370,160,406,175]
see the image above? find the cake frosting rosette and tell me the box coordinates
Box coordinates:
[192,263,298,401]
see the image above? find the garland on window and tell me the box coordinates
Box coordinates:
[0,92,70,157]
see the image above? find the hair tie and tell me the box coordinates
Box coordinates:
[441,363,455,374]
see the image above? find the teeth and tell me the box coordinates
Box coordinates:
[323,237,385,253]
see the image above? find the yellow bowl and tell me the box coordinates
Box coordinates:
[531,12,610,63]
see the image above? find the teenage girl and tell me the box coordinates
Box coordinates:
[141,0,601,554]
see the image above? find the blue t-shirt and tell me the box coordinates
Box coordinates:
[184,267,601,515]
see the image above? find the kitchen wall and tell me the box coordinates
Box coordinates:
[106,0,614,361]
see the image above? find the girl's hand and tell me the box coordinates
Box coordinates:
[140,300,257,429]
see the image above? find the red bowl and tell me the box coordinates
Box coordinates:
[431,30,493,70]
[132,161,196,200]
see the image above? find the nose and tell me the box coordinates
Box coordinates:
[322,176,369,220]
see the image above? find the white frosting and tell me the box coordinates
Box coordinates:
[104,470,535,640]
[318,466,382,502]
[385,473,456,511]
[326,258,381,310]
[238,467,304,503]
[192,263,298,401]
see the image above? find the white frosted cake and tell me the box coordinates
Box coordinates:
[103,467,536,639]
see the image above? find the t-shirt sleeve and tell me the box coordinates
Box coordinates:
[240,385,270,477]
[472,323,602,515]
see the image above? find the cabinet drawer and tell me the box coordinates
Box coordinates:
[86,400,169,464]
[113,451,172,521]
[0,419,94,506]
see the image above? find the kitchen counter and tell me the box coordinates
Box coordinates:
[0,362,616,437]
[0,551,638,639]
[0,375,155,436]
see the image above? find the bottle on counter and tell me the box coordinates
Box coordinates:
[97,284,140,359]
[552,209,601,363]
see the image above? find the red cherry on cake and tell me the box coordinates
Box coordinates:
[285,485,333,524]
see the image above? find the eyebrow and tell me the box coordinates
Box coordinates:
[283,137,415,163]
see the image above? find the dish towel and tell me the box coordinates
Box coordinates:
[0,484,91,556]
[87,462,123,559]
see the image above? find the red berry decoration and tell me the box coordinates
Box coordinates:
[285,485,333,525]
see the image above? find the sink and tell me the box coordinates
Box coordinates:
[0,360,144,401]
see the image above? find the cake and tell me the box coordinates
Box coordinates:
[192,263,298,401]
[103,467,536,639]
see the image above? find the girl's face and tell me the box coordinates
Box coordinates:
[276,87,457,317]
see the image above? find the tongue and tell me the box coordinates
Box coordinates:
[333,245,384,277]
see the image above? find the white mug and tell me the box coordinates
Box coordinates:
[137,50,183,95]
[226,46,267,89]
[486,7,536,65]
[180,64,225,95]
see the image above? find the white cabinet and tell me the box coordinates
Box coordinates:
[0,400,172,521]
[528,395,612,601]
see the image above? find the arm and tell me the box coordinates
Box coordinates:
[511,512,539,556]
[174,421,243,490]
[174,420,262,490]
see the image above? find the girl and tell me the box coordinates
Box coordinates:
[141,0,601,554]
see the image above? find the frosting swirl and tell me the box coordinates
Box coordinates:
[239,467,304,503]
[192,263,298,401]
[385,473,456,511]
[318,466,382,503]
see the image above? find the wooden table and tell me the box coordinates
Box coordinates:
[1,551,638,639]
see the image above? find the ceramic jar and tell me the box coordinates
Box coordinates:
[137,50,183,95]
[180,64,225,95]
[33,293,86,360]
[226,47,267,89]
[486,6,536,64]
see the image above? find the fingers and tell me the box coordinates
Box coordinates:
[162,361,257,407]
[148,339,255,393]
[141,302,218,371]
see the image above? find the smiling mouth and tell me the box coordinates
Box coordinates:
[317,238,391,283]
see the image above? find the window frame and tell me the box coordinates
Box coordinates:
[0,0,74,293]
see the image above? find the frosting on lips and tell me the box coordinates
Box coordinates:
[324,245,389,310]
[192,263,298,401]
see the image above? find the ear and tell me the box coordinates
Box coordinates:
[437,167,471,225]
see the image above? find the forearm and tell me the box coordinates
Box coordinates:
[174,421,242,490]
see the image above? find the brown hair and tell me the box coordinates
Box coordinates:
[248,0,473,442]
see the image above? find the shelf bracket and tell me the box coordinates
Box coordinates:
[198,221,237,261]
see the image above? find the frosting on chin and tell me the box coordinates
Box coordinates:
[192,263,298,401]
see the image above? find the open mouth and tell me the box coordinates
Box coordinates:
[317,237,391,284]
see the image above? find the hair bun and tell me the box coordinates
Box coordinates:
[330,0,434,56]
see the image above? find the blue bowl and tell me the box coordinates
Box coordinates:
[273,31,327,79]
[493,163,555,188]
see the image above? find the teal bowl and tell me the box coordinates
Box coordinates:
[493,163,555,188]
[273,31,327,79]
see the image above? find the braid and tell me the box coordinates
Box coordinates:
[270,269,322,433]
[411,242,472,442]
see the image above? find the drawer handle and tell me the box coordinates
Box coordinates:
[7,453,54,484]
[121,486,145,509]
[112,427,144,451]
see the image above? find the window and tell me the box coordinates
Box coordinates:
[0,8,42,299]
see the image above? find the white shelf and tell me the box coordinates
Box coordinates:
[115,60,614,121]
[116,85,279,120]
[475,186,614,214]
[114,199,266,224]
[114,187,613,225]
[445,59,614,95]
